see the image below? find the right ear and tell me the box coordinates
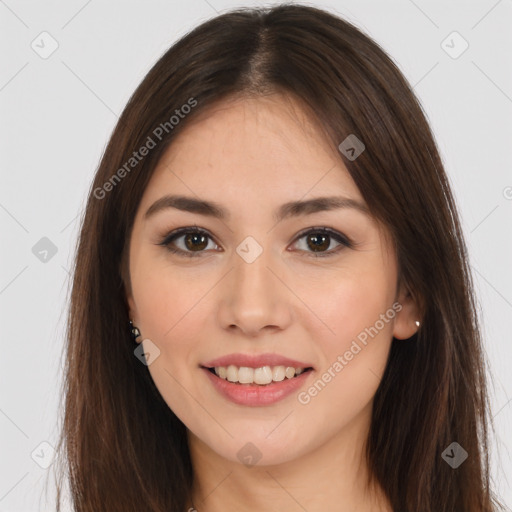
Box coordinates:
[127,293,137,322]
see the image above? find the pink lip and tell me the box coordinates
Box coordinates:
[202,367,314,406]
[202,353,314,369]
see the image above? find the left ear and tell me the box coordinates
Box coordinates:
[392,281,422,340]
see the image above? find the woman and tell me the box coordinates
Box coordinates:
[52,3,503,511]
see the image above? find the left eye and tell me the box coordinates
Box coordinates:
[158,226,352,258]
[291,227,352,257]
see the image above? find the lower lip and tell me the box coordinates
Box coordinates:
[201,367,314,406]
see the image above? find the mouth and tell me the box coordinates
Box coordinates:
[201,363,315,406]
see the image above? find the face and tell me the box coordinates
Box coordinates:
[126,94,418,467]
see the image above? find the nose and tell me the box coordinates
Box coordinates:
[217,248,293,338]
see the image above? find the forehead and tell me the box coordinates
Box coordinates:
[140,94,363,212]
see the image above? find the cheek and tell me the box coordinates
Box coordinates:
[302,260,396,349]
[133,270,211,419]
[133,264,211,345]
[296,272,395,428]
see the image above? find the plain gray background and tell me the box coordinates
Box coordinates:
[1,0,511,510]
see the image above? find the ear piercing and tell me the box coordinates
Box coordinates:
[415,320,421,327]
[129,319,141,342]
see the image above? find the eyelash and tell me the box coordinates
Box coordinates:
[157,226,353,259]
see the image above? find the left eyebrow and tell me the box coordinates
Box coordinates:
[144,194,370,223]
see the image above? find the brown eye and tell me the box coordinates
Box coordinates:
[158,226,352,259]
[292,228,352,257]
[305,233,330,252]
[183,232,209,251]
[158,227,219,258]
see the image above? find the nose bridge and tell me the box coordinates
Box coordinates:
[217,239,292,335]
[232,242,278,305]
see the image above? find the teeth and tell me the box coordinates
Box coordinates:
[226,365,238,382]
[213,364,308,385]
[255,366,272,384]
[284,366,295,379]
[238,366,254,384]
[272,366,285,382]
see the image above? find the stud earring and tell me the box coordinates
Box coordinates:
[415,320,421,327]
[129,319,141,342]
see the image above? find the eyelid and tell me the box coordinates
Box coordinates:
[293,226,351,245]
[157,225,353,258]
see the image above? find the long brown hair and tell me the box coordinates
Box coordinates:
[51,3,503,511]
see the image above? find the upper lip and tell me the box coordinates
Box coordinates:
[202,353,314,369]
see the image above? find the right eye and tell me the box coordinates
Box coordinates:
[157,226,221,258]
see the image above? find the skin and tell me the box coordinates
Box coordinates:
[126,93,420,512]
